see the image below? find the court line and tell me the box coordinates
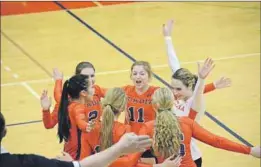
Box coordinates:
[1,61,40,99]
[21,82,41,99]
[7,120,42,127]
[1,52,259,87]
[1,31,52,77]
[182,2,260,10]
[1,61,20,80]
[54,1,254,147]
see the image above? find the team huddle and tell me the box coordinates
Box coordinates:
[40,20,261,167]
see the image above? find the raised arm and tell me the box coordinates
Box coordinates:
[53,68,63,103]
[163,19,181,73]
[41,90,59,129]
[204,77,231,94]
[192,120,260,158]
[189,58,215,122]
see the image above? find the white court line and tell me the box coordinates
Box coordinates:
[1,52,260,87]
[21,82,40,99]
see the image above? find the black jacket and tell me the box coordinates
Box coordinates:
[0,153,74,167]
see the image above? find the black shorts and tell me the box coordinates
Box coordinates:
[141,149,158,163]
[194,157,202,167]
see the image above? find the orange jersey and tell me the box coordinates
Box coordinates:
[42,80,105,129]
[123,85,159,134]
[134,118,250,167]
[64,102,91,160]
[80,121,131,166]
[42,103,59,129]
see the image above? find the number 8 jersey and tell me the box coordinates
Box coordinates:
[123,85,159,134]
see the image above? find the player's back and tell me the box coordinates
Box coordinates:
[123,85,158,134]
[140,118,196,167]
[80,121,131,160]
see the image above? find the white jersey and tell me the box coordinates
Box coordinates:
[174,99,202,160]
[165,36,202,160]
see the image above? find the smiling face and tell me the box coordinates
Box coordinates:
[170,78,193,100]
[171,68,196,101]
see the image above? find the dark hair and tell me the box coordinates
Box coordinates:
[0,112,6,142]
[57,74,90,143]
[172,68,198,90]
[75,62,95,75]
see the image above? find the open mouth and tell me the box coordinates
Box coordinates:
[136,80,142,84]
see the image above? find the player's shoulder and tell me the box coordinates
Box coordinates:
[123,85,135,91]
[146,86,159,95]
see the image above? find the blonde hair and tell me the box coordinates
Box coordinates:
[131,61,152,79]
[100,87,127,150]
[152,87,182,158]
[172,68,197,90]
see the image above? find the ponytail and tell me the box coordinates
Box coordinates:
[58,80,71,143]
[152,87,182,158]
[154,110,181,158]
[100,105,115,150]
[99,88,127,150]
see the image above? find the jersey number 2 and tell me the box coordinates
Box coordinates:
[88,110,98,121]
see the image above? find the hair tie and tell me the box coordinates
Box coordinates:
[158,108,172,112]
[106,104,113,108]
[105,104,118,114]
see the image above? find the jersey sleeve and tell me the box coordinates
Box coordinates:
[203,83,216,94]
[164,36,181,73]
[54,79,63,103]
[73,106,88,131]
[14,154,74,167]
[42,103,59,129]
[192,121,251,154]
[80,133,93,160]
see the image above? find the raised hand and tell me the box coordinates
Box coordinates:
[40,90,51,111]
[198,58,215,79]
[214,77,231,89]
[163,19,174,37]
[53,68,63,80]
